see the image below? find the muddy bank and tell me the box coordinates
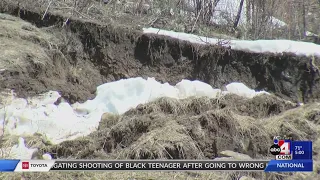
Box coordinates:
[1,1,320,103]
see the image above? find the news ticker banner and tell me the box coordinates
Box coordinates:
[0,159,313,172]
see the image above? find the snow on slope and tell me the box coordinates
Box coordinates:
[0,77,268,147]
[143,27,320,57]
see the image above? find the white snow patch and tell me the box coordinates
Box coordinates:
[143,27,320,57]
[225,82,269,98]
[175,80,223,98]
[269,17,287,28]
[1,77,268,158]
[306,31,318,37]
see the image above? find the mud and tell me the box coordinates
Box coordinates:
[0,2,320,104]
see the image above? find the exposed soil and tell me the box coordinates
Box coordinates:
[0,2,320,104]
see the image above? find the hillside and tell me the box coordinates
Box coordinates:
[0,1,320,180]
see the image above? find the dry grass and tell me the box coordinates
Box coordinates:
[0,13,59,70]
[120,120,203,159]
[263,103,320,141]
[0,94,316,179]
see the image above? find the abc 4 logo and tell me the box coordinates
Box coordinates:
[269,140,291,155]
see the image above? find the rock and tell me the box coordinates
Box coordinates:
[212,157,233,161]
[239,176,256,180]
[42,153,52,160]
[31,151,52,160]
[218,150,252,160]
[54,97,66,105]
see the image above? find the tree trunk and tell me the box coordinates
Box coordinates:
[302,0,306,38]
[233,0,245,29]
[246,0,251,25]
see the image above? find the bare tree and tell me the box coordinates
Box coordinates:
[245,0,252,26]
[233,0,245,29]
[245,0,279,39]
[302,0,306,38]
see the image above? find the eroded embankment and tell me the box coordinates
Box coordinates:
[5,94,317,180]
[0,1,320,104]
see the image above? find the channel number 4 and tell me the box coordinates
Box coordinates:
[279,141,290,155]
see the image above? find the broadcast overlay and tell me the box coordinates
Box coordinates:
[0,136,313,172]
